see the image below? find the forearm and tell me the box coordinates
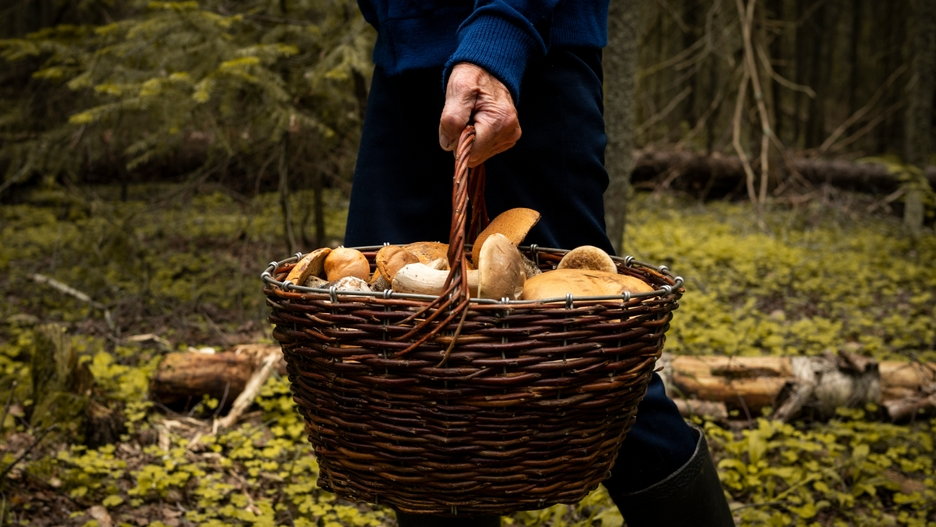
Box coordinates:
[444,0,564,103]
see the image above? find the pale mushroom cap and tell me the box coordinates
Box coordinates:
[329,275,373,293]
[324,247,371,282]
[285,247,332,285]
[471,208,541,265]
[476,233,526,300]
[557,245,618,274]
[520,268,654,300]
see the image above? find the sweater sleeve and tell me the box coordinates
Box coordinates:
[443,1,564,103]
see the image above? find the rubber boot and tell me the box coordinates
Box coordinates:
[395,511,500,527]
[605,431,735,527]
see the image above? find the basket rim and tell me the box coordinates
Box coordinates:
[261,244,684,306]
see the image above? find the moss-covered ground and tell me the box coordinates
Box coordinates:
[0,185,933,526]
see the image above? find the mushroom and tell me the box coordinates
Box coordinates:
[391,261,475,296]
[404,241,451,269]
[324,247,370,282]
[520,268,654,301]
[557,245,618,274]
[471,208,541,266]
[476,233,527,300]
[305,275,329,289]
[329,275,373,294]
[285,247,331,285]
[375,244,420,283]
[392,233,526,299]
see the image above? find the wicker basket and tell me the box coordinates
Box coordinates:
[261,128,684,515]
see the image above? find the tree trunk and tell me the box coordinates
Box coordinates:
[902,0,936,236]
[876,2,908,153]
[277,136,298,253]
[846,0,862,130]
[791,0,811,148]
[804,0,828,148]
[603,0,640,254]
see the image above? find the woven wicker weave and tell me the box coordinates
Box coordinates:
[261,127,684,515]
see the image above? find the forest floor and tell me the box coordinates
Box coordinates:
[0,183,934,526]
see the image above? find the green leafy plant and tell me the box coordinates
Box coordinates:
[0,1,372,191]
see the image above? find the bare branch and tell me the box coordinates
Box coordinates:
[731,67,758,203]
[636,86,692,137]
[212,350,280,432]
[754,39,816,97]
[818,64,909,154]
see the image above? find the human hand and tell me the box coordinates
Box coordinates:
[439,62,522,167]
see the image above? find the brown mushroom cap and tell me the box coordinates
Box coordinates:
[557,245,618,274]
[375,245,420,282]
[285,247,332,285]
[471,208,541,265]
[476,233,526,300]
[520,268,654,300]
[324,247,371,282]
[403,241,451,269]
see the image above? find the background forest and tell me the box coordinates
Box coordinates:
[0,1,934,526]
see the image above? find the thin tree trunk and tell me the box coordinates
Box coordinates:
[277,137,298,253]
[903,0,936,235]
[791,0,813,149]
[603,0,640,254]
[876,2,906,153]
[683,0,700,127]
[768,0,785,146]
[804,0,827,148]
[846,0,862,131]
[313,168,326,248]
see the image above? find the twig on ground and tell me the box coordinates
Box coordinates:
[0,425,58,482]
[212,351,280,433]
[28,273,116,335]
[1,381,16,435]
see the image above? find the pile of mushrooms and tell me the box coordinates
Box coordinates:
[284,208,654,301]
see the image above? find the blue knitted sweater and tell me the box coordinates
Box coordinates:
[357,1,609,101]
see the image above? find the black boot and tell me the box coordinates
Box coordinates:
[605,431,735,527]
[395,511,500,527]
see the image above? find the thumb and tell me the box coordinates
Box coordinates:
[438,93,474,151]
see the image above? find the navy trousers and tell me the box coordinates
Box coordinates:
[344,47,698,508]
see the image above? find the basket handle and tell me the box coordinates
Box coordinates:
[396,126,485,361]
[448,125,489,274]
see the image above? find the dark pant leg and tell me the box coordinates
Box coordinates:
[611,375,698,492]
[344,66,454,247]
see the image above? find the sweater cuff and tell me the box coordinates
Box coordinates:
[443,12,542,103]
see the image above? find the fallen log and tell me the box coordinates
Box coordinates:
[660,352,936,422]
[150,346,935,423]
[632,150,936,199]
[149,344,284,410]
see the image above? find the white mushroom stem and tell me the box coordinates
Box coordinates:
[392,263,479,296]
